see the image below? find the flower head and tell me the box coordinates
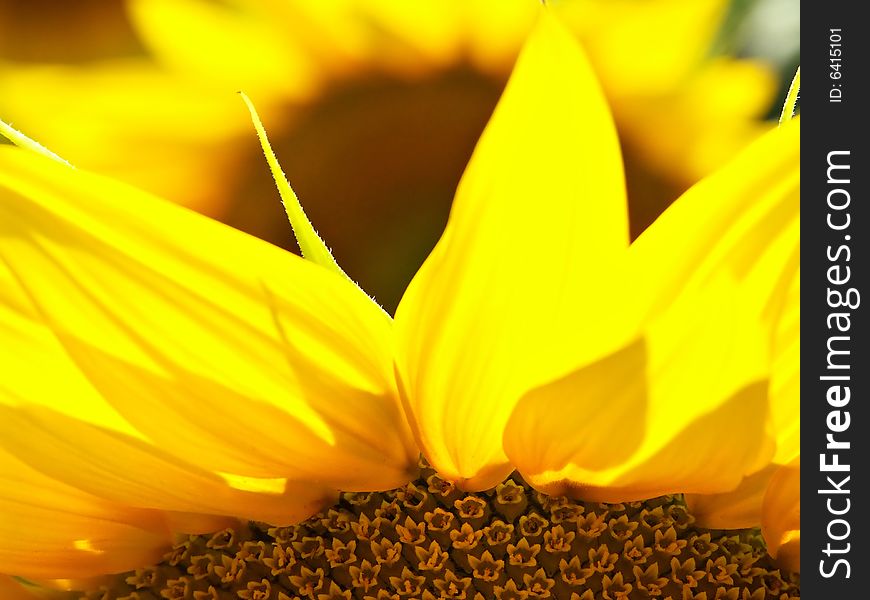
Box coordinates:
[0,9,798,597]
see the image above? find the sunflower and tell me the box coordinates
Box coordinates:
[0,0,781,311]
[0,12,798,600]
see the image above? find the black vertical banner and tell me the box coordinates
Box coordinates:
[802,1,868,595]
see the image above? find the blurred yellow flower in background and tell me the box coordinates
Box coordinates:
[0,0,784,312]
[0,10,798,597]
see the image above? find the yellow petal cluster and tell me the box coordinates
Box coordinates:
[0,10,798,587]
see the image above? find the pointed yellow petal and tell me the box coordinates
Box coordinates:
[0,449,171,580]
[762,458,800,573]
[394,12,627,489]
[503,119,799,501]
[0,146,418,504]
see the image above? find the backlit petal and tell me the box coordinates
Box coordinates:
[0,449,170,580]
[687,269,800,528]
[762,458,800,573]
[394,13,628,489]
[0,260,333,526]
[0,146,418,506]
[769,269,800,464]
[503,119,799,501]
[558,0,728,96]
[0,576,75,600]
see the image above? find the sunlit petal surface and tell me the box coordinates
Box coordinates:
[503,118,799,501]
[0,448,171,580]
[0,147,419,514]
[687,268,800,528]
[395,14,627,490]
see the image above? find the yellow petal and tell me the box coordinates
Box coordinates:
[612,58,777,186]
[394,12,628,489]
[462,0,537,73]
[0,146,418,502]
[684,465,779,529]
[127,0,317,98]
[240,92,350,280]
[503,118,799,501]
[0,60,250,213]
[0,576,60,600]
[0,120,70,166]
[685,268,800,528]
[769,269,800,464]
[762,458,800,573]
[0,267,332,526]
[0,449,171,580]
[557,1,778,187]
[348,0,464,67]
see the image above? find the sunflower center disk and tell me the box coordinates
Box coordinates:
[92,465,800,600]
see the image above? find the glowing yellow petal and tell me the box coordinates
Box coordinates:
[685,466,778,529]
[0,267,333,526]
[394,13,628,489]
[0,449,170,580]
[556,0,778,186]
[231,0,371,74]
[503,119,799,501]
[0,146,418,501]
[779,67,801,125]
[762,458,800,573]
